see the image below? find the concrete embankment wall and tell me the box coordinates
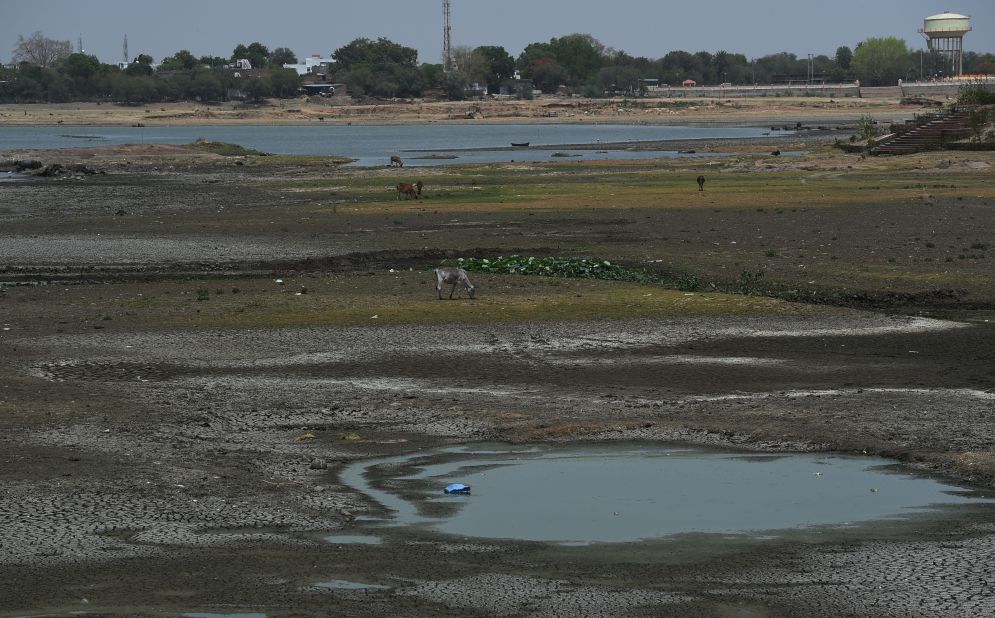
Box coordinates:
[647,85,860,98]
[646,80,994,100]
[900,81,995,98]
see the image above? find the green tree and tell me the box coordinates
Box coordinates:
[199,55,228,68]
[186,69,224,101]
[269,47,298,67]
[516,42,555,79]
[851,37,913,86]
[548,33,606,84]
[159,50,198,71]
[474,45,516,93]
[63,53,102,80]
[242,77,273,101]
[333,37,418,72]
[419,63,445,90]
[268,68,300,97]
[531,60,568,93]
[231,42,270,69]
[835,46,853,70]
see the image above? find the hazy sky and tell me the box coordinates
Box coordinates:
[3,1,993,66]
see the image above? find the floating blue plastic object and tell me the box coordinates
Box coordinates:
[444,483,471,494]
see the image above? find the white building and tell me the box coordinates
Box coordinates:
[283,54,334,76]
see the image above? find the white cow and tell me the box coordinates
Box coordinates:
[435,267,476,300]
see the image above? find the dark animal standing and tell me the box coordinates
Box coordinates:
[771,150,781,156]
[390,155,404,167]
[435,267,476,300]
[396,182,418,200]
[696,175,705,191]
[416,180,424,196]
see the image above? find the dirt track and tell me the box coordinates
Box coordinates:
[1,135,995,616]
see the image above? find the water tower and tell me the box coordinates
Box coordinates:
[919,11,971,76]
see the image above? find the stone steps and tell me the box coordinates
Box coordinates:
[872,110,974,156]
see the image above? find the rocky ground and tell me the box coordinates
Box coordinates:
[1,133,994,616]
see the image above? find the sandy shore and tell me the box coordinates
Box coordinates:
[0,95,920,128]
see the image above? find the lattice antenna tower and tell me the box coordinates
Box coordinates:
[123,34,129,64]
[442,0,453,72]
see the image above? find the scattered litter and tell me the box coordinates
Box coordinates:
[275,278,284,284]
[294,432,317,442]
[444,483,471,495]
[371,314,379,319]
[814,472,824,477]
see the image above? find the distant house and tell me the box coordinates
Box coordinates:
[284,54,334,76]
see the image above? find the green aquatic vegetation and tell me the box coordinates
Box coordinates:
[457,255,657,283]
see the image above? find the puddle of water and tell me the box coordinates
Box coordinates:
[323,534,382,545]
[340,444,991,544]
[314,579,390,590]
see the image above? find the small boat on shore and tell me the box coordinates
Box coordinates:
[511,142,529,147]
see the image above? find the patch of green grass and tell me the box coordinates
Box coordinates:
[174,280,824,329]
[188,139,269,157]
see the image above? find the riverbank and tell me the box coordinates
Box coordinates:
[0,95,920,128]
[2,123,994,616]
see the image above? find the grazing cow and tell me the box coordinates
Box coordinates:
[696,175,705,191]
[396,182,418,200]
[435,267,476,300]
[390,155,404,167]
[416,180,424,196]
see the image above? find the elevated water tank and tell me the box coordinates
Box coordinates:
[919,11,972,76]
[922,12,971,37]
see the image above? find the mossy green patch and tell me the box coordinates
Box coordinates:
[188,139,270,157]
[157,273,829,329]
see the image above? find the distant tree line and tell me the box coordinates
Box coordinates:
[3,30,993,104]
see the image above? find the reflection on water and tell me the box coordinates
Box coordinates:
[340,444,991,544]
[0,124,790,167]
[314,579,390,590]
[323,534,382,545]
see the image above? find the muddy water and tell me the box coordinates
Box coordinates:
[340,444,991,544]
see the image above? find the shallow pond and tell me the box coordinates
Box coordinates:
[340,444,991,544]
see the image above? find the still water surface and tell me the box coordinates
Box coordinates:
[340,444,990,544]
[0,123,781,166]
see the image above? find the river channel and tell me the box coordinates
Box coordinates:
[0,123,786,166]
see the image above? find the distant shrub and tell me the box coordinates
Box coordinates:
[958,83,995,105]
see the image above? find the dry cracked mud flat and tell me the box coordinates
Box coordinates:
[2,144,995,616]
[3,309,995,617]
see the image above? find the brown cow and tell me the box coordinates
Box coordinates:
[396,182,418,200]
[390,155,403,167]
